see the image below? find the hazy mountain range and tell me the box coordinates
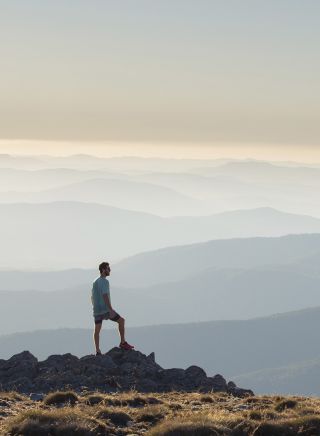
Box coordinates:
[2,233,320,290]
[2,159,320,217]
[0,178,201,216]
[2,306,320,395]
[0,154,231,171]
[2,265,320,335]
[1,234,320,335]
[234,357,320,396]
[1,203,320,269]
[2,153,320,396]
[111,233,320,288]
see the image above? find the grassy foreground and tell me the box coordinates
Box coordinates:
[1,391,320,435]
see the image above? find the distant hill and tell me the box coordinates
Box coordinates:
[2,306,320,395]
[233,358,320,396]
[0,269,95,292]
[1,233,320,288]
[233,357,320,396]
[0,154,46,169]
[191,161,320,186]
[1,204,320,269]
[112,233,320,288]
[3,159,320,217]
[3,264,320,334]
[0,178,201,216]
[0,167,120,192]
[0,153,231,171]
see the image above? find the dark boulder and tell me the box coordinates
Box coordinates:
[0,351,38,381]
[227,380,254,397]
[0,348,253,396]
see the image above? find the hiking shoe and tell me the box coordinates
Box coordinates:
[119,341,134,350]
[95,351,102,356]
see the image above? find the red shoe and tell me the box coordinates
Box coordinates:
[120,341,134,350]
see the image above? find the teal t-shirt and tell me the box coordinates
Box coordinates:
[91,276,111,316]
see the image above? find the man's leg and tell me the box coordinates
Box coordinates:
[93,322,102,354]
[117,316,126,344]
[111,313,134,349]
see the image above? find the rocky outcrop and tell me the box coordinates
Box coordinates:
[0,349,253,397]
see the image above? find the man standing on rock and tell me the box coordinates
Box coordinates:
[92,261,134,355]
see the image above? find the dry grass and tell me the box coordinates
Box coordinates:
[148,414,229,435]
[135,405,166,424]
[0,392,25,402]
[43,391,79,406]
[95,407,132,426]
[2,408,109,436]
[83,394,106,406]
[2,391,320,435]
[274,399,298,412]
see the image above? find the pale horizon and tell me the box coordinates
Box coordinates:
[1,140,320,165]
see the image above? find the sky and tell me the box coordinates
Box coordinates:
[0,0,319,155]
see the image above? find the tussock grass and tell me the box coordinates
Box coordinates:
[146,396,163,405]
[4,408,109,436]
[135,405,165,424]
[168,402,183,410]
[83,394,105,406]
[95,407,132,426]
[3,391,320,436]
[200,395,215,403]
[274,399,298,412]
[147,414,229,436]
[122,395,148,407]
[248,410,262,420]
[0,391,25,402]
[251,416,320,436]
[43,391,79,406]
[104,396,122,407]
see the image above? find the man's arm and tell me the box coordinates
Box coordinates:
[103,294,116,317]
[103,293,113,311]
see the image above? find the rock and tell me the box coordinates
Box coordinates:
[185,365,207,381]
[158,368,186,382]
[120,362,136,374]
[80,355,116,370]
[210,374,228,391]
[41,353,79,371]
[5,376,34,392]
[0,348,253,395]
[227,381,254,397]
[29,393,44,401]
[0,400,9,407]
[148,352,155,362]
[227,381,237,390]
[0,351,38,380]
[135,378,159,392]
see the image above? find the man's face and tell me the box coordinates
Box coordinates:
[103,265,111,276]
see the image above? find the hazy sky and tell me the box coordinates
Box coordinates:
[1,0,319,147]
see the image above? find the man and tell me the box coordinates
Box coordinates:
[92,261,134,355]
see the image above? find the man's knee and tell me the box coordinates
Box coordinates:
[118,316,125,324]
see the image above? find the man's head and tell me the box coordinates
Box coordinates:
[99,262,111,277]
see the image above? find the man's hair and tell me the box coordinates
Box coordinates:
[99,262,109,273]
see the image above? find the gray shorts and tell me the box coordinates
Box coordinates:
[94,311,121,324]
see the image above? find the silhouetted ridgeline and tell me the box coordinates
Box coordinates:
[0,349,252,396]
